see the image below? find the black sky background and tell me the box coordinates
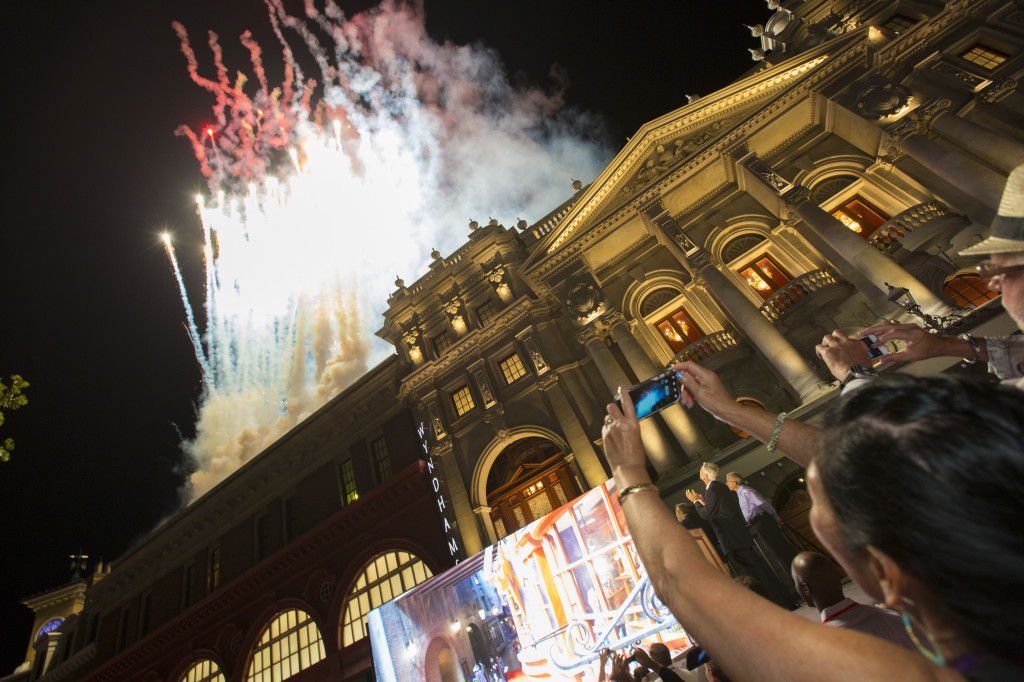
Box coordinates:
[0,0,757,671]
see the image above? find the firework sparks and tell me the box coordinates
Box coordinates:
[169,0,610,500]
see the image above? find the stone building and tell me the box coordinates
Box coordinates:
[9,0,1023,681]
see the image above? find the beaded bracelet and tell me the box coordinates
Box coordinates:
[617,483,658,505]
[767,411,789,452]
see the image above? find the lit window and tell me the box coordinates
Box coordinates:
[371,437,391,483]
[943,273,999,308]
[246,609,325,682]
[477,300,501,326]
[499,353,528,384]
[830,195,889,239]
[729,399,766,438]
[433,328,456,356]
[739,256,792,300]
[960,44,1008,70]
[452,385,475,416]
[655,305,705,353]
[180,659,225,682]
[339,460,358,506]
[882,14,916,34]
[342,551,433,646]
[207,547,220,593]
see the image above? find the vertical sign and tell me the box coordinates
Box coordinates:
[416,422,462,564]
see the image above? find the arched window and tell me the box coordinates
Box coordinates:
[342,551,433,647]
[180,659,225,682]
[247,609,325,682]
[943,272,999,308]
[654,305,705,353]
[830,195,889,239]
[738,255,792,300]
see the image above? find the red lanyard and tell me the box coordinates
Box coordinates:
[822,603,859,623]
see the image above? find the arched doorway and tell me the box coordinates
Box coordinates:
[425,639,467,682]
[486,437,582,540]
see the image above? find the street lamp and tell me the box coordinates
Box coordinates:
[884,283,966,332]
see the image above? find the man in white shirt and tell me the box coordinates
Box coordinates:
[791,551,915,649]
[726,472,797,571]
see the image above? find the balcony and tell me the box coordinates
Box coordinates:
[668,330,748,372]
[759,269,841,323]
[867,201,968,253]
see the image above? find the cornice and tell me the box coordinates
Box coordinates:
[526,44,870,284]
[81,464,431,682]
[873,0,990,78]
[541,53,834,256]
[397,297,560,401]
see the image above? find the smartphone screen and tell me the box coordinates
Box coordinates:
[615,370,682,419]
[861,334,888,360]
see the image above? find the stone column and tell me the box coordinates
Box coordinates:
[537,373,609,488]
[577,325,684,474]
[474,505,496,545]
[695,256,821,400]
[432,438,483,558]
[605,312,711,458]
[643,203,821,401]
[930,109,1024,173]
[886,100,1007,211]
[743,153,952,317]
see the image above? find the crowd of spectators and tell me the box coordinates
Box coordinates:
[596,165,1024,681]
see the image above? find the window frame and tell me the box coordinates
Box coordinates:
[737,254,793,301]
[451,385,476,417]
[246,609,325,682]
[653,304,705,354]
[498,352,528,385]
[829,194,890,240]
[342,551,433,647]
[338,460,358,506]
[371,437,392,483]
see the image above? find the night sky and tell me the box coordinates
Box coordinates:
[0,0,756,671]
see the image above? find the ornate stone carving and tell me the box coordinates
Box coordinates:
[980,78,1018,104]
[886,98,952,145]
[474,370,495,406]
[781,186,811,208]
[536,374,559,391]
[565,282,603,320]
[522,336,550,374]
[743,155,794,195]
[576,325,605,347]
[854,81,912,119]
[428,402,446,440]
[929,61,986,88]
[687,246,714,272]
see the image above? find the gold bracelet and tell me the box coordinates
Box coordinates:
[617,483,658,505]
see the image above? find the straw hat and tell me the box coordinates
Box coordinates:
[960,164,1024,256]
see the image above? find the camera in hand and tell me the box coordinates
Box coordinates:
[614,370,683,420]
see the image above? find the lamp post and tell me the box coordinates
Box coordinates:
[884,283,966,332]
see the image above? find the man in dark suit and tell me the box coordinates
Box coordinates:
[687,461,792,608]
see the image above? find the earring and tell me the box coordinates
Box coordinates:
[899,597,945,666]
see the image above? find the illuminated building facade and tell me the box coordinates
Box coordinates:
[10,0,1024,681]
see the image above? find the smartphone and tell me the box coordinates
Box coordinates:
[615,370,683,420]
[860,334,889,360]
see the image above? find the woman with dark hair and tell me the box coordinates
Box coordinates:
[602,362,1024,681]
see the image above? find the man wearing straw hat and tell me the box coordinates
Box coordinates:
[817,164,1024,390]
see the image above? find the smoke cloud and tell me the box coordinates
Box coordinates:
[170,0,611,500]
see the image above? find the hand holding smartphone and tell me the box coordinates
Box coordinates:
[614,370,683,420]
[860,334,889,360]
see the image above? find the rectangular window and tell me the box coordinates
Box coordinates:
[960,44,1008,70]
[283,496,296,543]
[339,460,358,506]
[371,437,392,483]
[739,255,792,300]
[830,195,889,239]
[207,547,220,593]
[254,513,269,562]
[432,328,456,356]
[138,592,152,639]
[451,385,475,416]
[499,353,528,384]
[116,608,131,651]
[477,299,501,326]
[882,14,916,34]
[181,562,196,610]
[655,306,705,353]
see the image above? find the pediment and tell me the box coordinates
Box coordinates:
[523,43,847,273]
